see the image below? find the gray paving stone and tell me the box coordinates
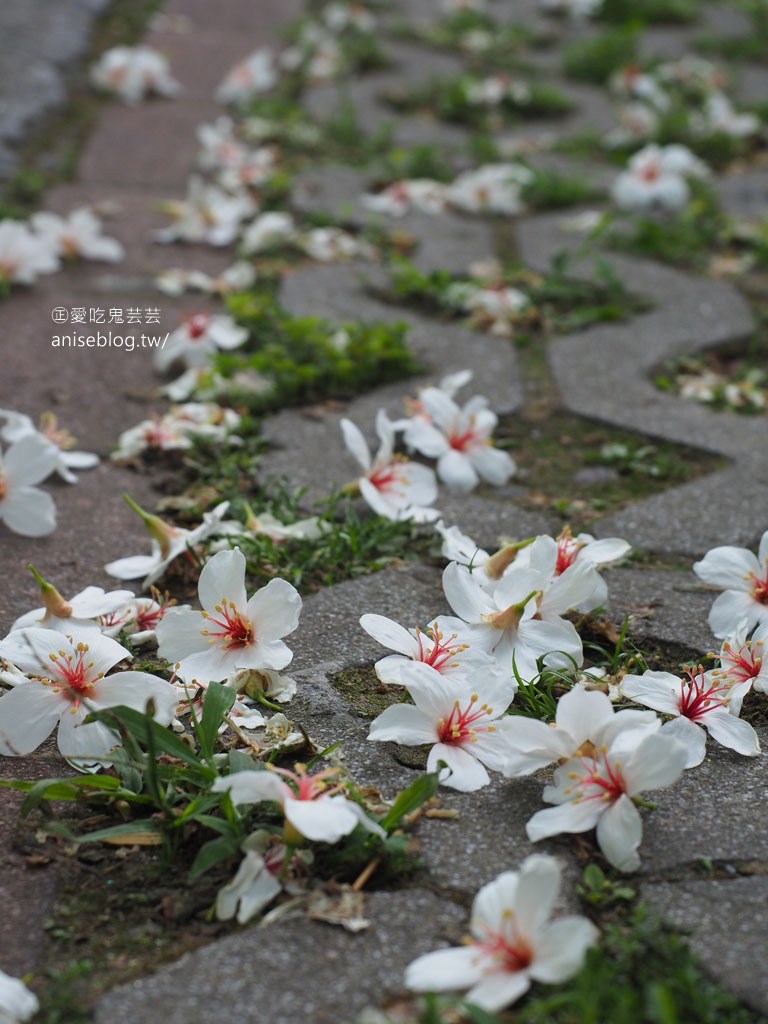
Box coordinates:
[601,566,722,654]
[512,211,768,554]
[0,0,110,175]
[415,773,558,893]
[303,40,469,150]
[638,726,768,875]
[94,889,469,1024]
[594,455,768,558]
[717,167,768,219]
[640,877,768,1015]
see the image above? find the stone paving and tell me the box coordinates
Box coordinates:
[1,0,768,1022]
[0,0,111,178]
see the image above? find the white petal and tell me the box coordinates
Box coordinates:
[0,682,61,755]
[57,711,120,763]
[212,769,286,806]
[368,704,437,744]
[620,671,682,716]
[437,449,479,491]
[532,916,599,983]
[245,577,302,641]
[359,614,419,657]
[198,548,248,613]
[406,946,485,994]
[702,708,760,756]
[156,608,209,665]
[427,743,490,791]
[526,799,603,842]
[578,537,630,565]
[469,445,515,486]
[555,685,614,744]
[3,433,59,485]
[340,418,371,471]
[104,553,160,581]
[595,794,643,871]
[1,485,56,536]
[513,855,561,934]
[443,561,495,623]
[622,731,688,793]
[284,795,359,842]
[95,672,179,725]
[662,716,707,768]
[694,546,759,588]
[708,590,762,638]
[465,971,531,1012]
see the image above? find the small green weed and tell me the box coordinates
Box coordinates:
[382,75,573,129]
[605,186,725,269]
[515,903,764,1023]
[598,0,699,23]
[218,288,420,414]
[562,28,639,84]
[520,169,606,211]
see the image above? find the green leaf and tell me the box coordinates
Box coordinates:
[228,749,260,774]
[86,706,205,769]
[68,819,165,845]
[197,682,237,761]
[189,833,243,880]
[0,775,122,817]
[462,1002,506,1024]
[380,772,440,831]
[583,863,607,890]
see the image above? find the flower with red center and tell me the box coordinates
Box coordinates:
[155,310,247,372]
[368,661,517,791]
[405,855,598,1011]
[693,531,768,638]
[400,387,515,492]
[621,667,760,768]
[90,45,181,104]
[501,684,660,778]
[156,547,302,685]
[441,556,590,679]
[212,762,385,844]
[527,730,688,871]
[359,611,506,688]
[0,628,177,764]
[715,621,768,695]
[611,144,698,212]
[216,48,278,104]
[341,412,439,522]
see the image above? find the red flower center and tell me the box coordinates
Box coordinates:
[477,913,534,972]
[555,526,583,575]
[369,459,406,494]
[48,643,98,703]
[437,695,493,744]
[678,666,730,720]
[201,599,254,650]
[186,313,210,339]
[718,640,762,684]
[568,749,626,804]
[416,625,469,672]
[749,567,768,605]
